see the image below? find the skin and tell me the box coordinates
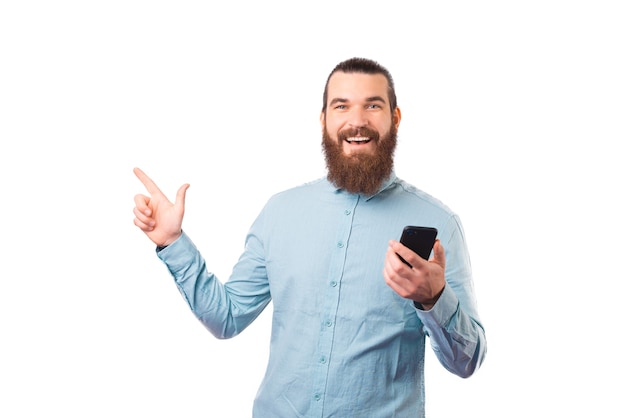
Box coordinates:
[321,71,446,310]
[133,167,187,247]
[321,72,400,156]
[133,71,446,311]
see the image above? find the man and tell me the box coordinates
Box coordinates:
[133,57,486,417]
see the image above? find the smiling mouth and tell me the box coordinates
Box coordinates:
[345,136,371,144]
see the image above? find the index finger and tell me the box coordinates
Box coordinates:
[133,167,163,195]
[389,240,427,268]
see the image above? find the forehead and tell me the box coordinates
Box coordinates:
[327,72,389,102]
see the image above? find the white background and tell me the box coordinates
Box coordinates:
[1,1,624,417]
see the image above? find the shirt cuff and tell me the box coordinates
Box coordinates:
[415,284,459,329]
[155,232,195,267]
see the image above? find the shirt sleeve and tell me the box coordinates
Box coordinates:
[415,214,487,378]
[157,230,271,339]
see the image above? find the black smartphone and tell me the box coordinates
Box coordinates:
[398,226,438,267]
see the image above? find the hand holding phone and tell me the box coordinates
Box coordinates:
[398,226,438,267]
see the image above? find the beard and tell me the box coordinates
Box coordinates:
[322,123,397,195]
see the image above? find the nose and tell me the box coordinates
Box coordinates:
[347,107,368,128]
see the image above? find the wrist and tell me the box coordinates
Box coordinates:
[156,230,182,251]
[413,286,445,310]
[413,300,435,310]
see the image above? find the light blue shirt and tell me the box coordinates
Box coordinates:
[158,174,486,417]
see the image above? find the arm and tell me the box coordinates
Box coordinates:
[384,215,486,378]
[132,167,271,338]
[157,231,271,339]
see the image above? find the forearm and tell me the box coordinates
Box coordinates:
[417,285,487,378]
[157,232,269,339]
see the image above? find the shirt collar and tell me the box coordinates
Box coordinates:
[327,171,398,200]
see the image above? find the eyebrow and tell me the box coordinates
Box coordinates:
[329,96,387,106]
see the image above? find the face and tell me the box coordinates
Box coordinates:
[321,71,402,195]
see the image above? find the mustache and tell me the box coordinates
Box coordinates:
[337,126,380,142]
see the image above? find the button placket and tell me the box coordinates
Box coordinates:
[309,195,360,415]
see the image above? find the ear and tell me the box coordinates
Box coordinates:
[320,111,326,128]
[393,107,402,130]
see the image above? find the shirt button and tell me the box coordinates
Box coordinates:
[344,209,351,215]
[330,280,337,287]
[325,320,332,327]
[319,356,327,364]
[337,242,344,248]
[314,393,321,401]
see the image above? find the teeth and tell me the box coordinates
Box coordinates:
[347,137,370,142]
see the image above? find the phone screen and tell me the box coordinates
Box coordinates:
[398,226,438,266]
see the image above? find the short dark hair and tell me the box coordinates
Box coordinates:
[322,57,397,114]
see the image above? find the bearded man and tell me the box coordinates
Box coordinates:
[133,57,487,418]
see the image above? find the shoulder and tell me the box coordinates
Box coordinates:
[391,177,456,217]
[390,177,468,244]
[267,177,328,201]
[257,177,330,212]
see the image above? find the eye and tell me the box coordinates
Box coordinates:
[334,104,347,110]
[367,104,382,109]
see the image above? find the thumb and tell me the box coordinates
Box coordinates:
[432,240,446,269]
[174,183,190,213]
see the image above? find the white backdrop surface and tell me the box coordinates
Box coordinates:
[1,1,624,417]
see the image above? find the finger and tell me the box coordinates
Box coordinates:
[133,215,154,232]
[174,183,190,214]
[432,240,446,269]
[384,247,415,285]
[383,259,413,299]
[385,244,401,269]
[133,193,152,216]
[133,167,164,195]
[133,205,155,227]
[385,274,405,297]
[389,239,426,269]
[383,249,399,278]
